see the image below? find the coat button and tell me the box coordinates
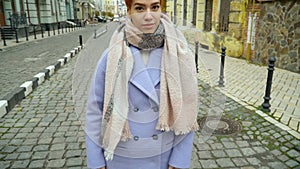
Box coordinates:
[133,136,139,141]
[152,134,158,140]
[152,106,159,112]
[133,107,139,112]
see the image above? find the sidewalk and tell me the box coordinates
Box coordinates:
[0,26,75,50]
[195,47,300,138]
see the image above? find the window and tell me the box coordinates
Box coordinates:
[204,0,213,31]
[218,0,230,32]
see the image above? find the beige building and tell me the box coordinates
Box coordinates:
[166,0,300,73]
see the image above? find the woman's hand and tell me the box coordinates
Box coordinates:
[168,166,179,169]
[97,167,106,169]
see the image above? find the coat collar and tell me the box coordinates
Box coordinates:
[129,46,162,105]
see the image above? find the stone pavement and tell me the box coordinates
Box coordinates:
[194,47,300,138]
[0,23,299,168]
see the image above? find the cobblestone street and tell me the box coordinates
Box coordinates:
[0,22,299,168]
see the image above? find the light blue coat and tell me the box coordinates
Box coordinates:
[86,46,195,169]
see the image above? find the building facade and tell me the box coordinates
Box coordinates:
[0,0,78,27]
[166,0,299,73]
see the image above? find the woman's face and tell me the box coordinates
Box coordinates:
[127,0,162,33]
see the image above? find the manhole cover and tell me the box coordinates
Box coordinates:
[198,116,242,135]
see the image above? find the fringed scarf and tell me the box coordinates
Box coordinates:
[101,14,199,160]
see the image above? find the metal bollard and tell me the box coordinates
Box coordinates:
[62,24,64,34]
[1,28,7,46]
[41,25,44,38]
[53,24,55,35]
[15,28,19,43]
[261,56,276,112]
[79,35,83,46]
[94,29,97,39]
[25,26,29,41]
[58,23,60,34]
[33,26,37,39]
[218,47,226,87]
[195,41,199,73]
[47,24,50,36]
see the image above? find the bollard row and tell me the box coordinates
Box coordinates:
[1,23,83,47]
[0,36,85,118]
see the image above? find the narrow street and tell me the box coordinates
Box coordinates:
[0,23,104,99]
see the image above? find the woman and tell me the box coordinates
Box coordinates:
[86,0,199,168]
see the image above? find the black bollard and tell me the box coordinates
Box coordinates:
[15,29,19,43]
[261,56,276,112]
[94,29,97,39]
[195,41,199,73]
[218,47,226,87]
[25,26,29,41]
[1,28,7,46]
[58,23,60,34]
[33,26,37,39]
[47,24,50,36]
[53,24,55,35]
[41,25,44,38]
[62,24,64,34]
[79,35,83,46]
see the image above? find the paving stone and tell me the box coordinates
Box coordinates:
[49,150,65,159]
[232,158,249,167]
[285,159,299,168]
[223,142,238,149]
[4,153,19,160]
[66,157,84,166]
[287,149,300,158]
[236,141,250,147]
[241,148,256,156]
[66,150,82,158]
[28,160,45,168]
[0,161,11,169]
[216,158,235,168]
[211,150,227,158]
[253,146,267,154]
[50,143,66,151]
[246,157,261,165]
[33,145,49,151]
[225,149,243,157]
[200,159,218,168]
[47,159,65,168]
[32,151,48,160]
[11,160,29,168]
[18,152,33,160]
[267,161,287,169]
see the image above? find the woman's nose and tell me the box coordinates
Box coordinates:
[144,11,153,20]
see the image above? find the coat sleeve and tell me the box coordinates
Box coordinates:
[86,50,108,169]
[168,131,195,169]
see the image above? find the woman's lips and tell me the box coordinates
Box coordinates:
[142,23,155,29]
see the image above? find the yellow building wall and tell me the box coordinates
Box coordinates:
[167,0,248,58]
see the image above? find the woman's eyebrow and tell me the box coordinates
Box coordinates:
[133,2,160,6]
[133,3,145,6]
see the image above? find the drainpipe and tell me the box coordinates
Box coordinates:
[26,0,31,24]
[246,0,255,62]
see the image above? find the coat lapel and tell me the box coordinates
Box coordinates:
[129,46,162,105]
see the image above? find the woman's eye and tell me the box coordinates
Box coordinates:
[135,6,144,12]
[152,5,160,11]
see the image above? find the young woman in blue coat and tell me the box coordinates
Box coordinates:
[86,0,199,168]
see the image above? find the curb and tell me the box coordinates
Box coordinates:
[0,45,84,118]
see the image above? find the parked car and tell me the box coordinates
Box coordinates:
[113,15,120,22]
[94,16,107,23]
